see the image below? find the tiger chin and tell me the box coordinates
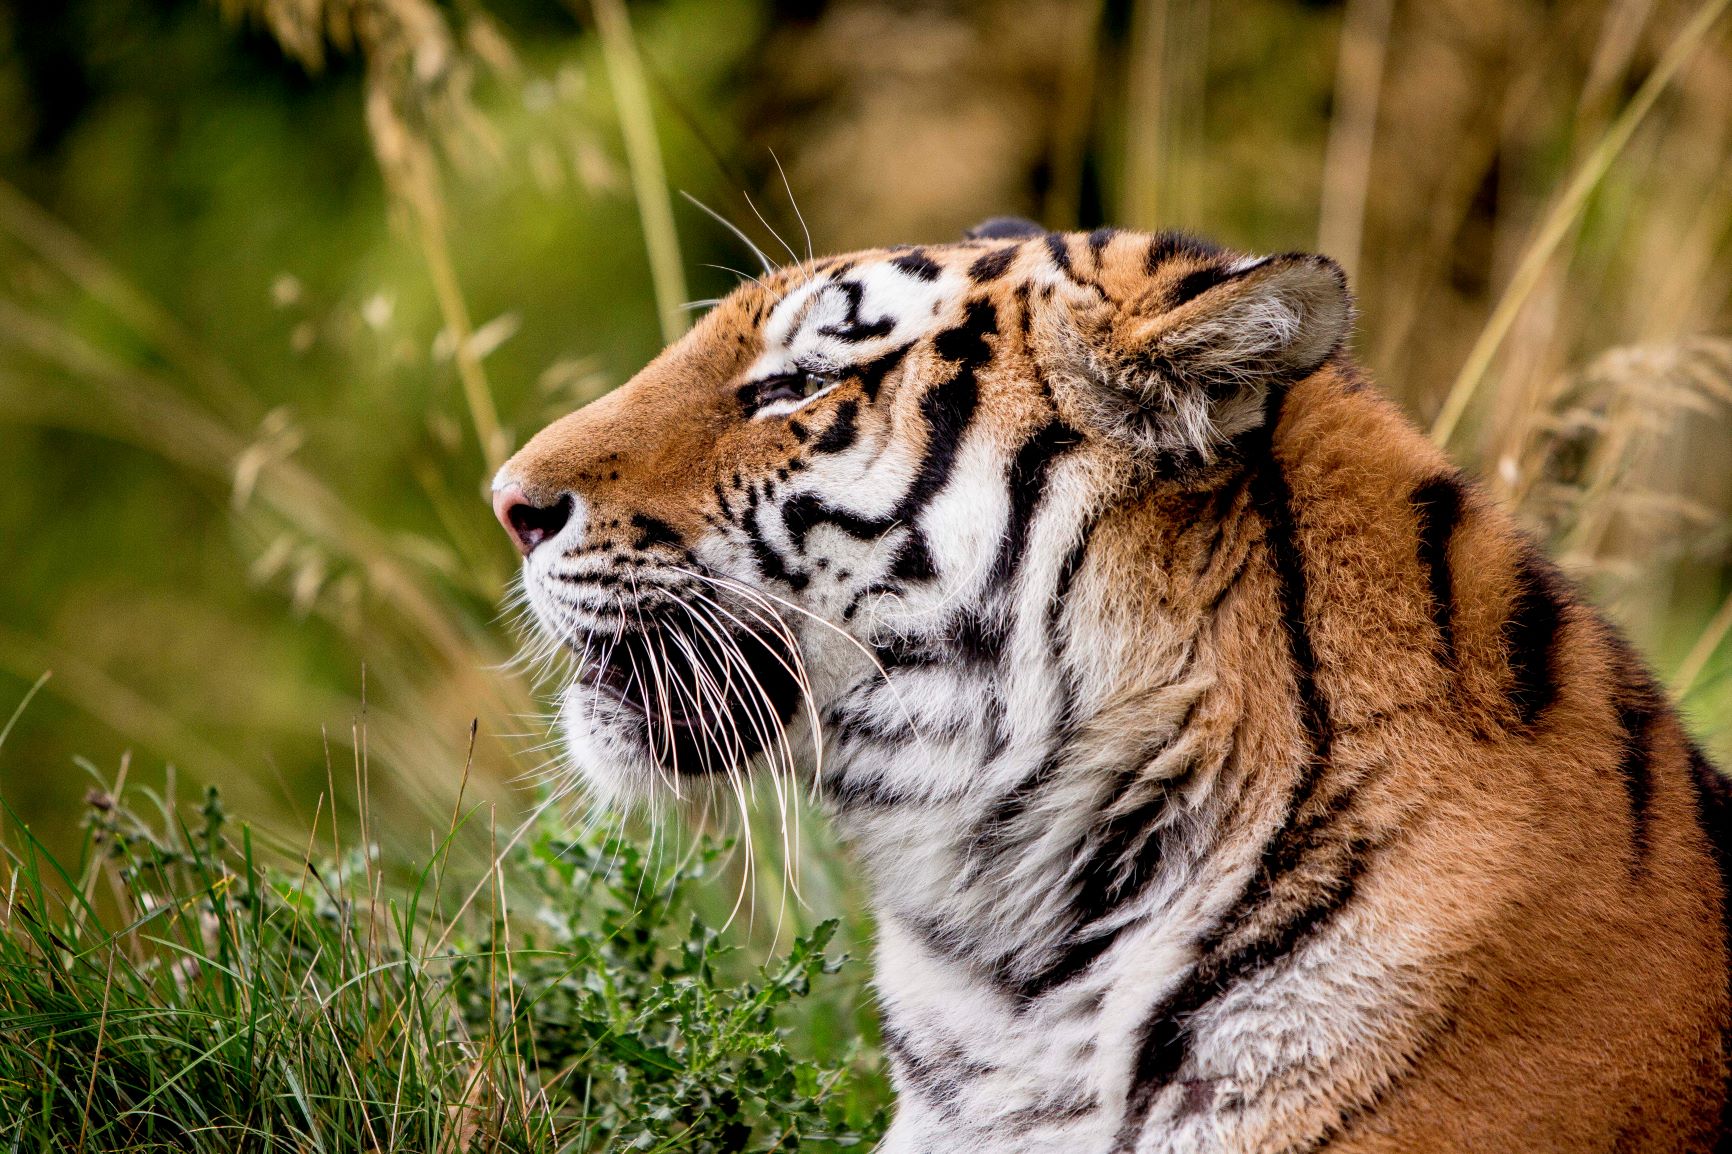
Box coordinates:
[491,217,1732,1153]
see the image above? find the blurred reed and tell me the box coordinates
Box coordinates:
[1429,0,1732,446]
[218,0,514,473]
[585,0,690,345]
[0,179,530,837]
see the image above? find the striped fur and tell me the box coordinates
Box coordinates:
[495,223,1732,1152]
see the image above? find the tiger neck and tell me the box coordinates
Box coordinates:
[824,462,1294,1000]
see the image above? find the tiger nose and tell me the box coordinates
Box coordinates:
[492,484,574,556]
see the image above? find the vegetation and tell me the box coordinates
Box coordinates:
[0,684,884,1149]
[0,0,1729,1146]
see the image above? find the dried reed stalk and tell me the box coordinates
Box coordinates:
[218,0,510,471]
[584,0,689,346]
[1430,0,1732,446]
[1317,0,1395,281]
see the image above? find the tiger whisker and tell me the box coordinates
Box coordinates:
[740,185,802,274]
[678,598,805,905]
[677,566,936,772]
[682,191,775,276]
[768,149,814,266]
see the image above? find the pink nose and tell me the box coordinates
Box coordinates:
[493,484,573,555]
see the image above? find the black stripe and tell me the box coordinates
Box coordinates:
[932,298,996,366]
[842,581,898,623]
[888,304,992,522]
[1051,520,1095,627]
[954,607,1005,663]
[552,569,638,590]
[1114,839,1372,1150]
[1145,232,1185,272]
[1169,262,1239,309]
[868,606,1005,671]
[1145,230,1224,273]
[889,533,937,581]
[1613,684,1658,867]
[1602,632,1665,868]
[1014,730,1198,1000]
[954,533,1091,893]
[1504,549,1567,726]
[1014,929,1119,1001]
[741,488,808,591]
[1409,473,1465,664]
[1249,394,1330,749]
[1687,742,1732,1152]
[819,765,907,809]
[880,631,984,672]
[879,1020,991,1112]
[891,249,942,281]
[1001,1090,1100,1128]
[780,491,891,549]
[1193,472,1252,582]
[1115,392,1354,1150]
[813,399,859,453]
[992,420,1084,588]
[966,749,1066,874]
[968,245,1017,282]
[857,342,911,402]
[1045,232,1073,276]
[1034,512,1100,717]
[629,513,682,551]
[1013,279,1034,341]
[900,362,983,505]
[817,280,894,342]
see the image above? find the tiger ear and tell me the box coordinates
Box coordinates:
[964,216,1045,241]
[1067,251,1352,466]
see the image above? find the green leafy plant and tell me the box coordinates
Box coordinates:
[0,693,886,1151]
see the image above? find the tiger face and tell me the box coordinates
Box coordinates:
[492,219,1347,805]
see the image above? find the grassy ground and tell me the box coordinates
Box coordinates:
[0,680,888,1151]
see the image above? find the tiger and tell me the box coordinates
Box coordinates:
[490,216,1732,1153]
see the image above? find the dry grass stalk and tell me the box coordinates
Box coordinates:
[584,0,690,346]
[1119,0,1171,231]
[1429,0,1732,446]
[0,194,532,828]
[1120,0,1212,232]
[218,0,511,471]
[1517,338,1732,695]
[1316,0,1395,282]
[1041,0,1105,228]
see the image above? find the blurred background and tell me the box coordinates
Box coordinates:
[0,0,1730,903]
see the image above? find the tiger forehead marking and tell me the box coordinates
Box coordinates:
[494,220,1732,1152]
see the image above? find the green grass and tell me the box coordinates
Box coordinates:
[0,685,886,1152]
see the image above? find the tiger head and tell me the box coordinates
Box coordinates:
[492,219,1350,808]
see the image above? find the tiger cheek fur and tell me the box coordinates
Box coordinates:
[495,222,1732,1153]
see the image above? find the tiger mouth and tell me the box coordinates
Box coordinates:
[576,651,693,727]
[570,614,804,775]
